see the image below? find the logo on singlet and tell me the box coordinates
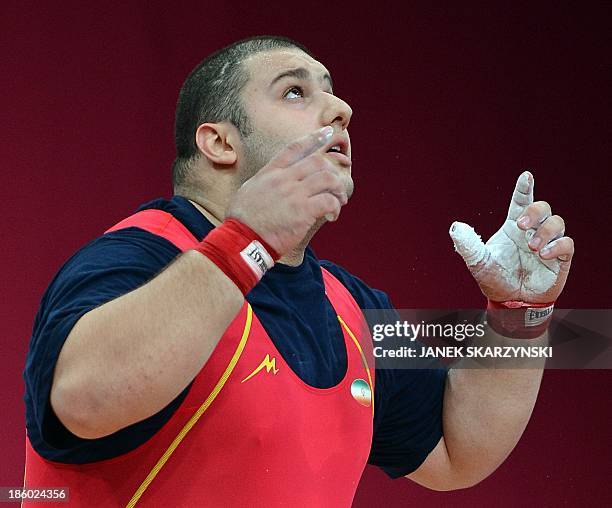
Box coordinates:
[350,379,372,407]
[241,354,279,383]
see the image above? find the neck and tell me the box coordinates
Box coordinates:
[277,220,323,267]
[176,178,234,226]
[278,246,306,267]
[180,194,224,227]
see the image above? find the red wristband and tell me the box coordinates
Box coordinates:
[486,300,554,339]
[195,219,280,295]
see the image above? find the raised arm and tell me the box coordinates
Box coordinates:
[408,172,574,489]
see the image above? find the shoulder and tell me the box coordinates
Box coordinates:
[319,259,394,310]
[56,195,198,281]
[49,228,180,291]
[31,227,181,350]
[38,202,188,323]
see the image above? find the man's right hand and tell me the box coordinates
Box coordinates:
[226,126,348,255]
[50,127,349,439]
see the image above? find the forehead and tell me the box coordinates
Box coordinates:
[241,49,331,87]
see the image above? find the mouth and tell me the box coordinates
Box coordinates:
[326,139,348,155]
[324,134,351,166]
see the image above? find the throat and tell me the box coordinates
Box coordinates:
[278,249,306,267]
[277,219,325,267]
[187,199,223,226]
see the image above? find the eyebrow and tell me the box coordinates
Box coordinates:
[269,67,334,91]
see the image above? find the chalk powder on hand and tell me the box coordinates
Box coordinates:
[449,222,487,266]
[449,221,559,294]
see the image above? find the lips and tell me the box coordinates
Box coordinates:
[326,138,348,155]
[323,132,351,166]
[325,151,352,166]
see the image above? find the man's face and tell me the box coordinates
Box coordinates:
[237,49,354,198]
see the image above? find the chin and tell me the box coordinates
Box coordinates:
[343,175,355,200]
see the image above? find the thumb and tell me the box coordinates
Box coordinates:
[449,221,489,267]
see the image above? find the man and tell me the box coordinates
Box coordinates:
[23,36,574,506]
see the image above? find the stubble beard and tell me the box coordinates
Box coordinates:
[240,128,354,200]
[239,128,281,183]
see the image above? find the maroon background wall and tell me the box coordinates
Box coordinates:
[2,1,610,505]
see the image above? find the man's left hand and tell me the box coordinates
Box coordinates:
[449,171,574,303]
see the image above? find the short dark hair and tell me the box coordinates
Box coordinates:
[172,35,313,188]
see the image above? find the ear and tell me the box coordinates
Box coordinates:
[195,123,238,165]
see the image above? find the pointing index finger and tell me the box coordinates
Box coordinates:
[507,171,534,220]
[270,126,334,168]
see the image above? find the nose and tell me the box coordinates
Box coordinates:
[321,93,353,131]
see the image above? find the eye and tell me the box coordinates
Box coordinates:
[283,86,304,100]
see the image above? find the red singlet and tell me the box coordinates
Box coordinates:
[24,210,375,507]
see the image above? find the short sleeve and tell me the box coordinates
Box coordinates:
[320,260,447,478]
[23,228,185,462]
[368,367,446,477]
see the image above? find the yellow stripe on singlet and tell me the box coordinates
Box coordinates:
[21,453,26,508]
[337,315,375,417]
[126,304,253,508]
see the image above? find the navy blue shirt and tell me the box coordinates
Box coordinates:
[24,196,446,478]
